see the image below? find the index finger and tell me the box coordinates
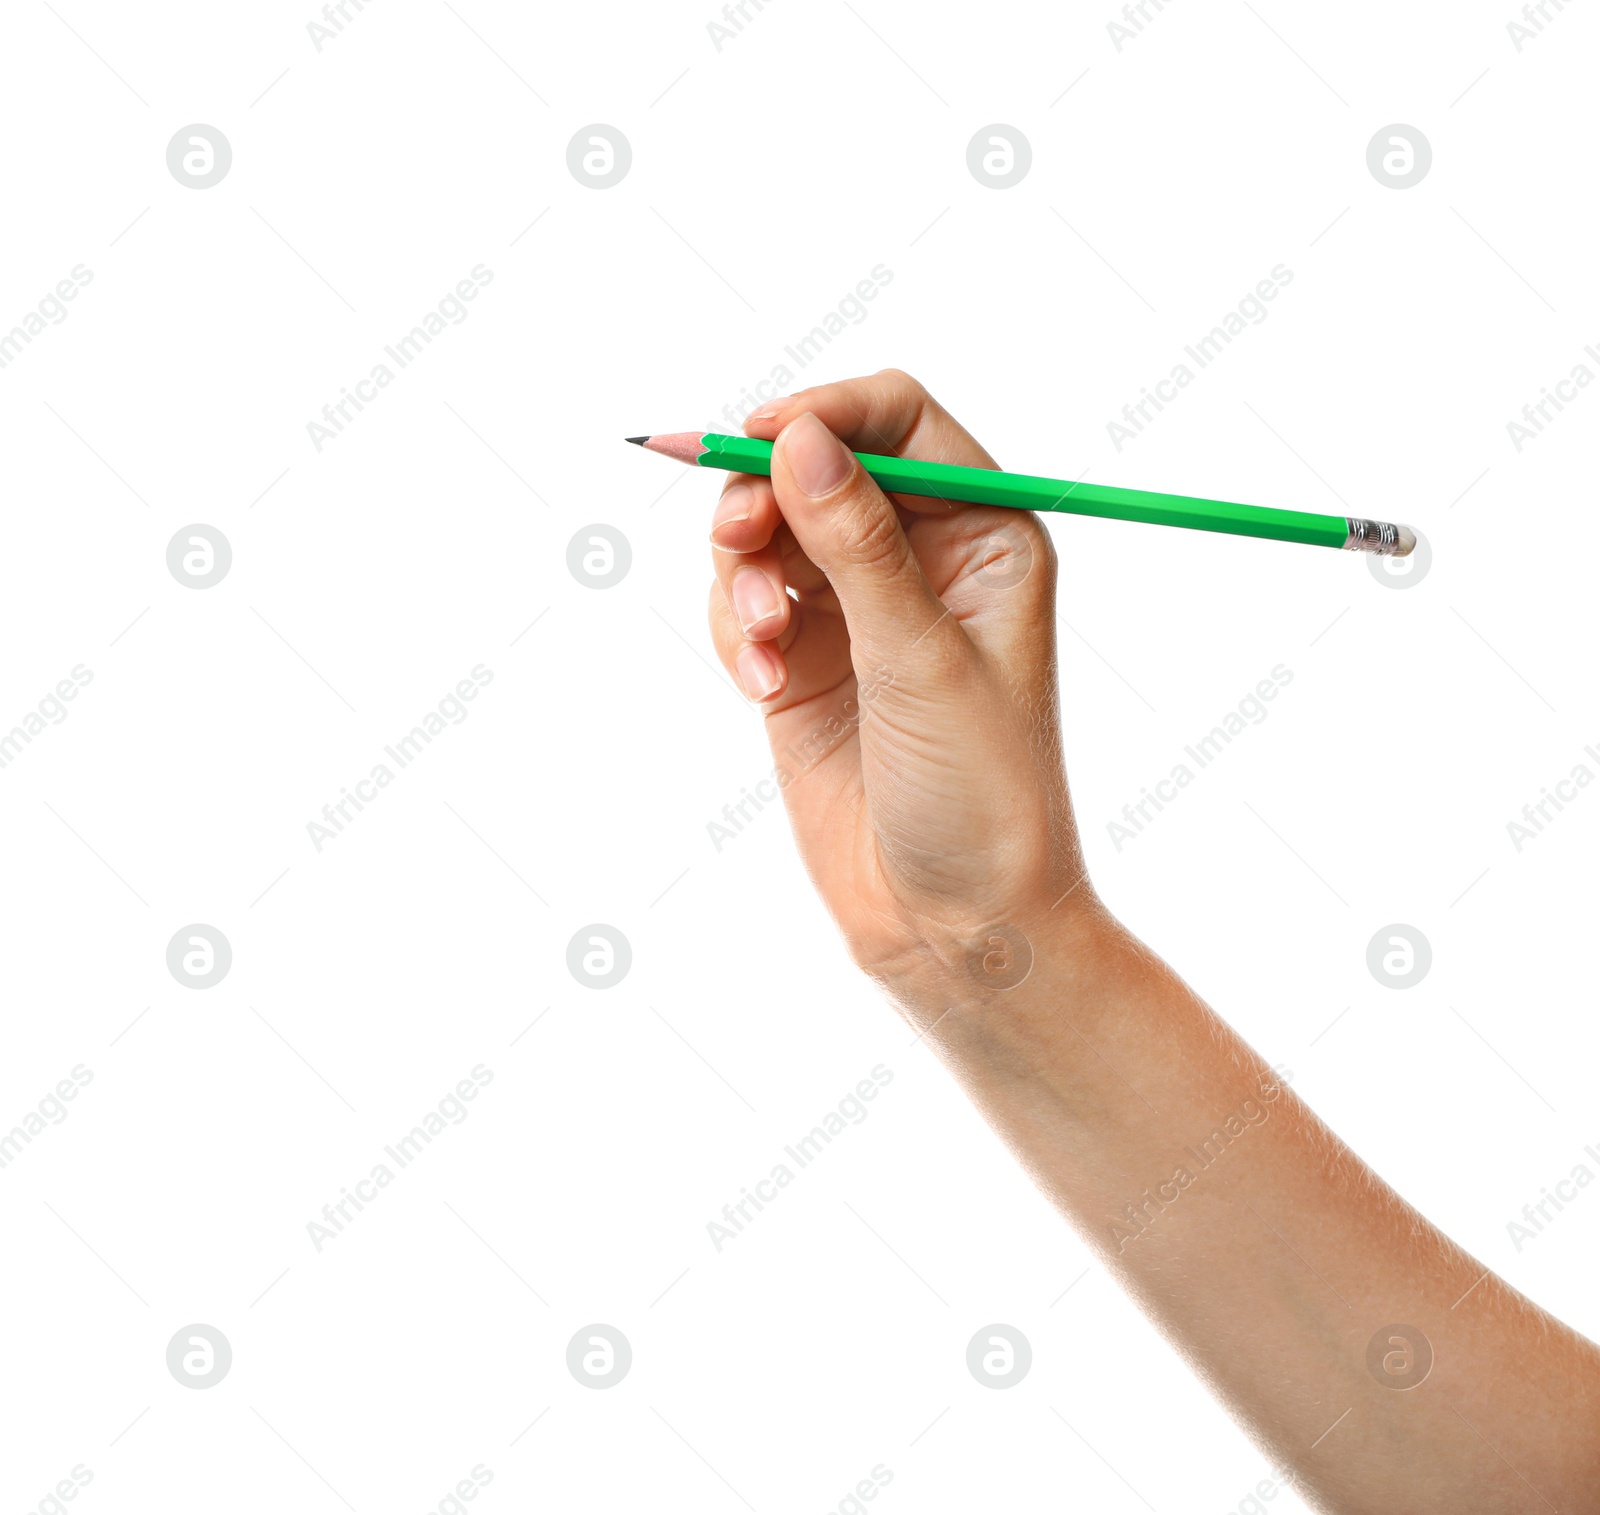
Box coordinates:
[741,369,1000,474]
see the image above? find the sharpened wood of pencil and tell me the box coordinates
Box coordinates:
[627,432,1416,556]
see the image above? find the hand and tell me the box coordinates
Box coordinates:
[706,370,1095,998]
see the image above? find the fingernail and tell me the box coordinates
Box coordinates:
[711,484,754,543]
[783,412,853,498]
[731,566,782,635]
[736,644,781,701]
[750,396,792,422]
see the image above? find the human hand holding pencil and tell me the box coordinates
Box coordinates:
[647,369,1600,1511]
[699,369,1083,989]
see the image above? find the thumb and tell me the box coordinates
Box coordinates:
[771,411,957,668]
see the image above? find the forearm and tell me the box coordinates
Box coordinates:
[886,901,1600,1513]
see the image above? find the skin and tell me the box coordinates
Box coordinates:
[704,369,1600,1513]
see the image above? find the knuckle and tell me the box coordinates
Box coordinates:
[707,579,735,639]
[967,514,1054,596]
[708,605,748,675]
[838,488,912,575]
[1014,514,1054,566]
[875,366,924,397]
[873,367,935,446]
[1034,521,1060,575]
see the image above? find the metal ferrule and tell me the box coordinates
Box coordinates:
[1344,518,1407,555]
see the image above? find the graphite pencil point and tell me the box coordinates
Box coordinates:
[625,436,649,446]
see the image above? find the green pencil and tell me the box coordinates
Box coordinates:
[627,431,1416,556]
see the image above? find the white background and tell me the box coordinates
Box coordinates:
[2,2,1597,1511]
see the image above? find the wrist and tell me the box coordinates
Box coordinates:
[872,886,1122,1032]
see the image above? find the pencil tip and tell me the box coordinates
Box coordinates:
[625,435,648,446]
